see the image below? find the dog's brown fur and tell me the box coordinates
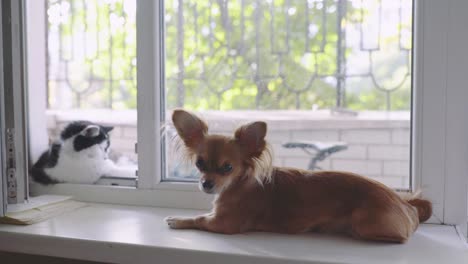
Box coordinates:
[165,109,432,243]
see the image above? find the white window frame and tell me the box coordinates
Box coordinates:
[0,0,5,217]
[412,0,468,231]
[28,0,468,232]
[1,0,30,213]
[136,0,164,190]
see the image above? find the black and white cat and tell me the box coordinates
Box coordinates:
[31,121,136,184]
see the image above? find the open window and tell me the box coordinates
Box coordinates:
[162,0,414,191]
[29,0,138,187]
[0,0,463,236]
[24,0,415,191]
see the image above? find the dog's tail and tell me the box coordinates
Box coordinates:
[400,190,432,222]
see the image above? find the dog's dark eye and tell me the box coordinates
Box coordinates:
[219,163,233,174]
[195,158,205,171]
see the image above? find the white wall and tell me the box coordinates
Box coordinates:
[45,109,411,189]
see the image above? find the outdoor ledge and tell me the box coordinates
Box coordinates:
[0,203,467,264]
[46,109,410,130]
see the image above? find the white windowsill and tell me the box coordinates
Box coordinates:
[0,203,467,264]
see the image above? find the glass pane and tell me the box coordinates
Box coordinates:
[32,0,138,186]
[164,0,413,190]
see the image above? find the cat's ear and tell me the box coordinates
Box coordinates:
[80,125,100,137]
[101,126,114,133]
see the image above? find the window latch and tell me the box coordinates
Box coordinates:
[6,128,17,204]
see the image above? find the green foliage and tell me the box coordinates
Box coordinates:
[49,0,412,111]
[164,0,411,111]
[48,0,137,109]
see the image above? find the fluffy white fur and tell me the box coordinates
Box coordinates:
[44,135,135,184]
[251,144,274,186]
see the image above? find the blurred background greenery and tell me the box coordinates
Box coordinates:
[47,0,412,111]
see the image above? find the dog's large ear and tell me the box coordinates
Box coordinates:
[172,109,208,149]
[234,121,267,157]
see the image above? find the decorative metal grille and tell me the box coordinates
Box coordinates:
[47,0,137,109]
[47,0,412,111]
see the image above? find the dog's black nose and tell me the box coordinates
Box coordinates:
[202,180,214,190]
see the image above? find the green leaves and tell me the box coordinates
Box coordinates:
[49,0,412,111]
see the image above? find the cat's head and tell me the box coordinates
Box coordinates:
[60,121,114,152]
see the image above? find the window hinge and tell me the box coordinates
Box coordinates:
[135,142,138,154]
[6,128,17,204]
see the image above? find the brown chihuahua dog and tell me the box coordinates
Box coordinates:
[165,109,432,243]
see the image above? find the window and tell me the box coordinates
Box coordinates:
[43,0,138,186]
[41,0,412,189]
[1,0,464,233]
[163,0,413,190]
[42,0,414,189]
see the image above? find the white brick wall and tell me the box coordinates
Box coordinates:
[46,110,411,189]
[266,131,291,143]
[283,158,332,170]
[331,160,382,175]
[371,176,407,189]
[111,127,124,138]
[111,138,136,153]
[291,130,340,141]
[340,129,391,144]
[368,145,409,161]
[283,158,310,169]
[391,129,411,145]
[271,143,309,158]
[122,127,137,139]
[331,145,367,159]
[383,161,410,176]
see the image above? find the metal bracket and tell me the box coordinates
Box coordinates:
[6,128,17,204]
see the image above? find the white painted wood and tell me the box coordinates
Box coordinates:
[442,0,468,229]
[25,0,48,163]
[412,0,447,224]
[0,0,5,217]
[457,223,468,241]
[413,0,468,226]
[136,0,164,189]
[30,183,212,210]
[0,152,4,217]
[3,0,29,204]
[0,204,467,264]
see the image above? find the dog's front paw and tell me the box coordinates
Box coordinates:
[165,216,186,229]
